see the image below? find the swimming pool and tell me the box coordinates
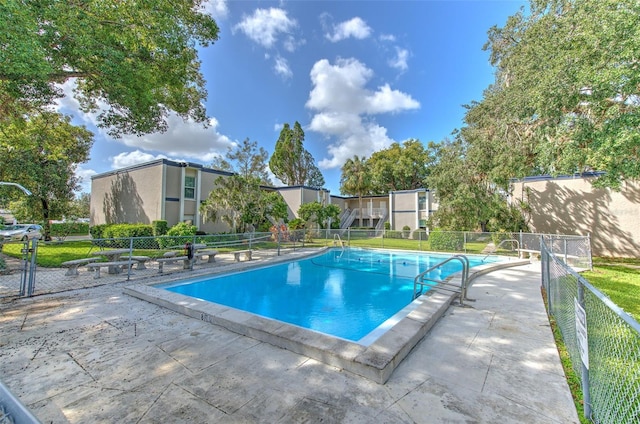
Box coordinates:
[160,248,497,343]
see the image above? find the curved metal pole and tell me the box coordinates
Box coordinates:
[0,182,32,196]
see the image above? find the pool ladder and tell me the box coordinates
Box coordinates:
[333,234,346,250]
[412,255,470,306]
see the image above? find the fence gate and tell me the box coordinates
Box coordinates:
[0,239,36,299]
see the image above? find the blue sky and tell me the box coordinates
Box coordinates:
[59,0,527,195]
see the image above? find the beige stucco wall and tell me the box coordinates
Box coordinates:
[276,187,332,221]
[390,191,418,231]
[511,177,640,257]
[90,163,164,225]
[91,161,231,233]
[278,188,303,220]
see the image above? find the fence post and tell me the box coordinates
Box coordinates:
[27,239,37,296]
[587,232,593,270]
[127,237,134,280]
[519,230,523,253]
[277,227,281,256]
[577,280,592,420]
[463,232,467,253]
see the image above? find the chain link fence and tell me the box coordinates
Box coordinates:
[541,236,640,423]
[0,229,593,299]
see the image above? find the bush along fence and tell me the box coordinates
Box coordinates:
[541,236,640,423]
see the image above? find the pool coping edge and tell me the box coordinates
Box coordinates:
[123,282,456,384]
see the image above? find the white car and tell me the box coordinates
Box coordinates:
[0,224,43,241]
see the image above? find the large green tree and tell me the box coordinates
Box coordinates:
[479,0,640,188]
[210,138,272,185]
[297,202,341,230]
[426,137,526,232]
[200,139,285,232]
[0,0,219,136]
[0,112,93,239]
[340,155,371,227]
[269,122,325,188]
[367,139,434,193]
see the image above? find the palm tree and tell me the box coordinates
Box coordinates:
[340,155,371,227]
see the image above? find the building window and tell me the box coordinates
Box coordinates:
[184,176,196,199]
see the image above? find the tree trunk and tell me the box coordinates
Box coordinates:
[41,197,52,241]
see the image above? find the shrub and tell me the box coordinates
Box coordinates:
[429,229,464,251]
[288,219,305,230]
[50,222,89,239]
[270,224,289,242]
[402,225,411,238]
[103,223,154,248]
[152,220,168,236]
[89,224,109,239]
[157,222,197,248]
[384,222,391,230]
[385,230,403,239]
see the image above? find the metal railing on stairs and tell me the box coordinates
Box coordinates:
[413,254,470,305]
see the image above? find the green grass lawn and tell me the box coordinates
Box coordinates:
[582,262,640,321]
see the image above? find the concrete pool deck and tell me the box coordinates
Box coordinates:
[0,261,579,423]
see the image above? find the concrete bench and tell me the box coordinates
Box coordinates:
[157,256,190,273]
[124,255,151,270]
[233,249,252,262]
[61,258,96,276]
[194,249,218,264]
[86,261,132,278]
[517,249,540,259]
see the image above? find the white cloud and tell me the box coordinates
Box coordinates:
[306,58,420,169]
[306,58,372,113]
[118,115,235,163]
[365,84,419,113]
[309,112,362,136]
[54,80,235,166]
[200,0,228,20]
[318,123,394,169]
[379,33,396,42]
[325,17,372,42]
[389,47,409,72]
[75,165,97,194]
[274,56,293,79]
[110,151,169,170]
[233,8,297,49]
[283,35,305,53]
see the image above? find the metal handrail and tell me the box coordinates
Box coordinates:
[333,234,345,250]
[482,238,520,260]
[413,255,469,305]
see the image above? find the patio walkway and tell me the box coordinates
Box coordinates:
[0,262,579,423]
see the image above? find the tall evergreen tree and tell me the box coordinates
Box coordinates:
[269,121,325,188]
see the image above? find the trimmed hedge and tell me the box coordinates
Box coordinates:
[384,230,404,239]
[50,222,90,237]
[429,229,464,251]
[158,222,197,248]
[90,223,154,248]
[152,220,168,236]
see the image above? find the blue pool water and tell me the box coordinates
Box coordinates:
[162,249,495,343]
